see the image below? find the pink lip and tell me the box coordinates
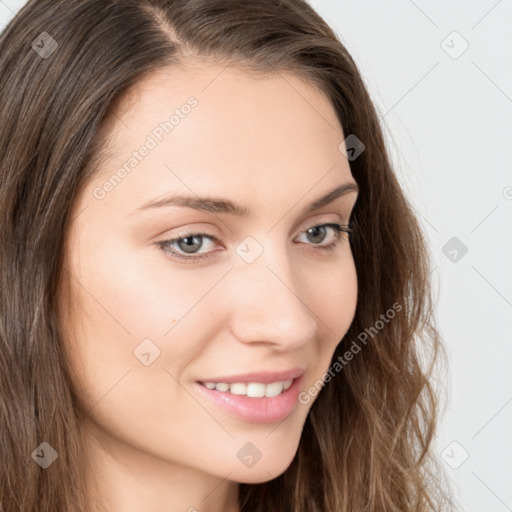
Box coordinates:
[197,367,306,385]
[194,374,305,424]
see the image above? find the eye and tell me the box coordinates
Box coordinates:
[157,232,218,262]
[156,222,353,264]
[295,223,351,249]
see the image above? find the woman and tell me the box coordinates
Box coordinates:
[0,0,453,510]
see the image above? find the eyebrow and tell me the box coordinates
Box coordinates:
[135,182,359,217]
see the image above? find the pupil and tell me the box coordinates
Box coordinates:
[180,235,202,253]
[308,226,325,244]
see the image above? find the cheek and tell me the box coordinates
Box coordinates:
[60,237,224,464]
[60,235,190,405]
[61,231,239,411]
[307,252,358,368]
[310,250,358,336]
[293,256,357,410]
[69,231,224,343]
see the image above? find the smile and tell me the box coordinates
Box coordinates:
[199,379,294,397]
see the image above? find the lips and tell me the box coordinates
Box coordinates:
[197,366,306,385]
[194,373,305,423]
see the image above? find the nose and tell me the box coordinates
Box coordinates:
[224,242,318,351]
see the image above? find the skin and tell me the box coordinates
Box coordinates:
[58,61,359,512]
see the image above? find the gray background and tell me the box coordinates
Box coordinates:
[1,1,511,510]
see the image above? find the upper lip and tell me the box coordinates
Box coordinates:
[198,367,306,385]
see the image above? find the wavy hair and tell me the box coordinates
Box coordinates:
[0,0,453,510]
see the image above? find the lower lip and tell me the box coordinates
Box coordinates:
[194,375,304,424]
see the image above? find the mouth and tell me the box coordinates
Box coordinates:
[197,379,294,397]
[194,373,305,424]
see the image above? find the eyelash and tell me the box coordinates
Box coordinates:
[156,222,353,264]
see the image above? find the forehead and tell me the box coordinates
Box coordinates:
[107,61,342,144]
[81,62,353,216]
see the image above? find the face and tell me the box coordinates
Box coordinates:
[59,61,358,486]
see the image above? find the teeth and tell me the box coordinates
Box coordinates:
[263,382,282,397]
[201,379,294,397]
[230,383,247,395]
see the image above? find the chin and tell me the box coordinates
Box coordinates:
[228,450,297,484]
[232,467,287,484]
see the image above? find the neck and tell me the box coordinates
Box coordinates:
[81,420,240,512]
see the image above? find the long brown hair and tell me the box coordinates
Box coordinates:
[0,1,453,510]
